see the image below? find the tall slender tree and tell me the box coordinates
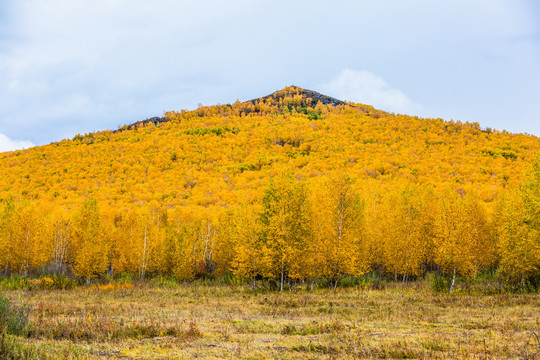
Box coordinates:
[70,199,108,281]
[259,174,310,290]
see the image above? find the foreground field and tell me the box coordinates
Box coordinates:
[4,283,540,359]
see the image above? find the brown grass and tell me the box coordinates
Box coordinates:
[3,282,539,359]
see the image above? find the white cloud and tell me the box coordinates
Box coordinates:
[317,69,423,115]
[0,133,34,153]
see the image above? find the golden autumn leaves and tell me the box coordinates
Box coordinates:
[496,153,540,286]
[0,87,538,289]
[0,87,537,215]
[0,167,538,289]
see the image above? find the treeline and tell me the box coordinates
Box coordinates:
[1,160,539,291]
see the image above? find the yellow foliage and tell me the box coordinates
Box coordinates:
[0,87,537,288]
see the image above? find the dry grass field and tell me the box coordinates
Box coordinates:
[2,281,539,359]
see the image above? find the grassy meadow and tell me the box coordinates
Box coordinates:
[1,279,539,359]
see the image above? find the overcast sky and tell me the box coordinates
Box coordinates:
[1,0,539,152]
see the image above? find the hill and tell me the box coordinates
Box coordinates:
[1,86,537,209]
[0,86,538,286]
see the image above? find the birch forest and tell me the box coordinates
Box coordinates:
[0,87,539,289]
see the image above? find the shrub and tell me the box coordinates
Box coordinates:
[185,320,203,338]
[151,275,180,288]
[1,275,77,291]
[427,272,450,293]
[0,294,32,336]
[91,283,134,291]
[0,276,29,291]
[29,277,54,289]
[50,274,77,290]
[217,271,244,286]
[315,274,385,290]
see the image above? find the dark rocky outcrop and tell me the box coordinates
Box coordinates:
[113,116,165,133]
[248,86,346,107]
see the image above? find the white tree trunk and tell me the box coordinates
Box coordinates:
[140,225,148,280]
[450,267,456,293]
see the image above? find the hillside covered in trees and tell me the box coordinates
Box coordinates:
[0,86,539,289]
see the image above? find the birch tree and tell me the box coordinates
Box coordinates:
[71,199,108,281]
[259,174,310,291]
[497,153,540,288]
[309,175,365,288]
[0,199,15,275]
[230,205,261,289]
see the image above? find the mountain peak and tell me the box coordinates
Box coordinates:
[248,86,347,107]
[117,87,348,132]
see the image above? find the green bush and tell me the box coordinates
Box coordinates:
[427,272,450,293]
[0,294,32,336]
[314,274,385,290]
[50,274,77,290]
[0,275,78,291]
[116,272,135,285]
[0,276,29,291]
[151,275,181,288]
[217,271,245,286]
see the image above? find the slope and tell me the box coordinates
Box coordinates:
[0,86,537,213]
[1,86,540,285]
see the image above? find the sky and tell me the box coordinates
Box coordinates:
[1,0,539,152]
